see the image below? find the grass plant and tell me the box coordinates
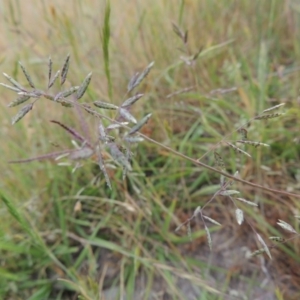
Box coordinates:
[1,1,300,299]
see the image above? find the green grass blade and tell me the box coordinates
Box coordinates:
[102,0,112,99]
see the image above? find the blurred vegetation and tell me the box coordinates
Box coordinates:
[1,0,300,299]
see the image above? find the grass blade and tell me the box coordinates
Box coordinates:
[102,0,112,99]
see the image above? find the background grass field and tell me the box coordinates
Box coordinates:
[1,0,300,299]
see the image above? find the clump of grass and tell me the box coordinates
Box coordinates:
[2,55,299,261]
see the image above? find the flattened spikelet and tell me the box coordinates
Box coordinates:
[236,197,258,207]
[3,73,25,91]
[172,22,187,43]
[166,86,194,98]
[119,108,137,124]
[214,151,225,170]
[205,225,212,251]
[61,54,70,85]
[128,113,152,135]
[257,233,272,259]
[18,91,41,98]
[225,142,251,157]
[11,103,33,125]
[70,147,94,160]
[237,128,248,140]
[235,208,244,225]
[7,95,31,107]
[254,113,284,120]
[250,248,265,257]
[77,72,92,100]
[54,86,79,101]
[48,56,52,84]
[122,146,132,180]
[98,150,112,189]
[19,62,35,88]
[121,93,144,107]
[277,219,297,233]
[109,143,132,171]
[107,122,129,130]
[124,136,144,143]
[98,121,107,142]
[236,140,269,148]
[263,103,285,113]
[127,72,139,92]
[93,101,119,110]
[203,216,221,226]
[128,62,154,93]
[220,190,240,196]
[0,83,23,92]
[269,236,285,243]
[48,70,60,88]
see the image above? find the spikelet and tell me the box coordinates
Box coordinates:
[250,248,266,257]
[236,140,269,148]
[128,113,152,135]
[7,95,31,107]
[257,233,272,259]
[97,149,112,189]
[127,62,154,93]
[225,142,251,158]
[11,103,33,125]
[48,56,52,85]
[93,101,119,110]
[277,219,297,234]
[54,86,79,101]
[61,54,70,85]
[269,236,285,243]
[214,151,225,170]
[3,73,26,91]
[203,216,221,226]
[254,113,284,120]
[205,225,212,251]
[235,208,244,225]
[119,108,137,124]
[19,62,35,88]
[236,197,258,207]
[108,143,132,171]
[48,70,60,88]
[0,83,22,92]
[263,103,285,113]
[237,128,248,140]
[77,72,92,100]
[121,94,144,107]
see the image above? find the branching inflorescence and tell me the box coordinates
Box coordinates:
[1,51,299,259]
[2,56,154,189]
